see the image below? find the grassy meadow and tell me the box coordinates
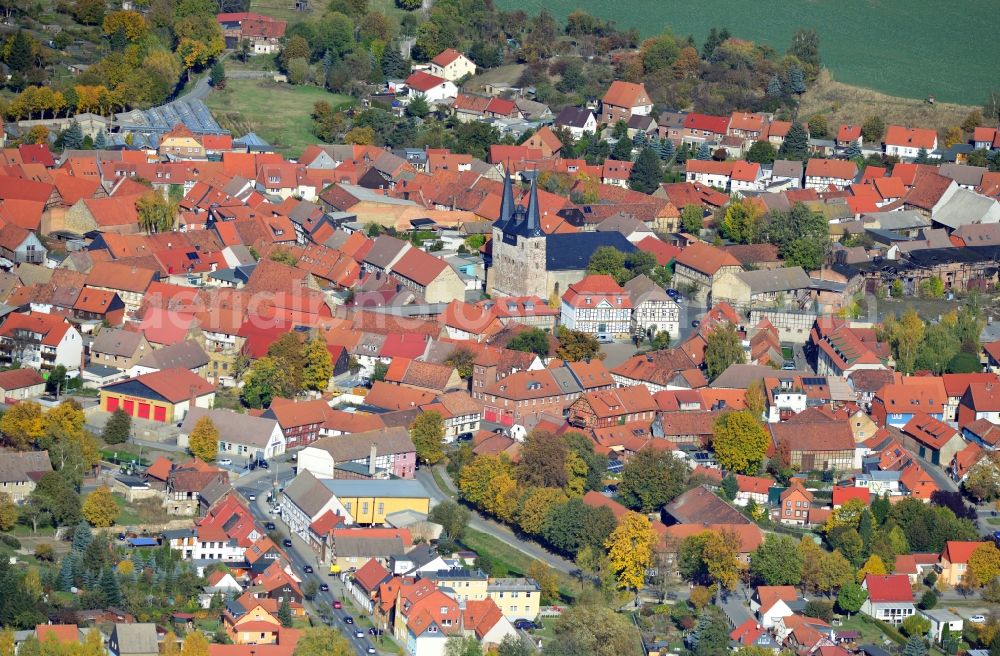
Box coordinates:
[495,0,996,106]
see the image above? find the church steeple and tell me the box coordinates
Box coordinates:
[499,168,514,223]
[525,175,542,237]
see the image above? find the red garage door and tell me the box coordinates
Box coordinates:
[106,397,119,412]
[137,402,150,419]
[123,399,134,415]
[153,406,166,422]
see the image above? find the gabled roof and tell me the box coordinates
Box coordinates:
[674,241,741,276]
[405,71,449,93]
[431,48,465,67]
[863,574,913,603]
[102,368,214,403]
[940,540,991,565]
[602,81,650,109]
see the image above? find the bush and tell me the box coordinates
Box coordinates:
[804,600,834,622]
[0,533,21,549]
[34,543,54,561]
[918,589,937,610]
[901,613,931,637]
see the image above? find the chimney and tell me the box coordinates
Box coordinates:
[368,443,377,476]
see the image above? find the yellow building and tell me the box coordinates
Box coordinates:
[223,600,282,645]
[158,124,206,159]
[327,479,430,526]
[938,541,991,587]
[487,578,541,621]
[425,569,489,603]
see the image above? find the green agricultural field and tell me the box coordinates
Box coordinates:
[496,0,997,106]
[205,79,354,157]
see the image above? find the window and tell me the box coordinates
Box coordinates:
[362,502,369,514]
[377,503,384,515]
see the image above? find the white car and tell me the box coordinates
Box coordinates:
[248,494,256,501]
[970,614,986,623]
[219,458,233,466]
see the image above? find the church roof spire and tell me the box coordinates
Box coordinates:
[499,167,515,223]
[525,175,542,237]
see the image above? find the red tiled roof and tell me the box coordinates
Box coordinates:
[405,71,449,93]
[941,540,991,565]
[864,574,912,603]
[602,81,651,109]
[885,125,937,149]
[104,368,215,403]
[832,486,870,507]
[683,113,730,135]
[805,158,858,181]
[431,48,463,67]
[674,242,741,276]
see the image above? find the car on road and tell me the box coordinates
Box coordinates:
[596,333,614,344]
[283,539,293,548]
[354,631,364,639]
[781,361,796,370]
[265,522,276,531]
[343,616,354,625]
[513,619,537,631]
[970,615,986,623]
[366,647,376,655]
[257,460,269,469]
[303,565,314,574]
[248,494,256,501]
[219,458,233,466]
[690,320,700,328]
[332,601,343,609]
[319,583,329,592]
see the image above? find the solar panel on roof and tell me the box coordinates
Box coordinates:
[802,377,826,386]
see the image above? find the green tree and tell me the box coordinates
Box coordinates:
[680,204,704,233]
[902,614,931,638]
[371,360,389,382]
[0,493,17,531]
[628,147,662,194]
[918,589,937,610]
[719,198,762,243]
[862,115,886,144]
[101,408,131,444]
[30,471,80,527]
[62,122,84,150]
[746,140,776,164]
[302,337,333,392]
[445,348,475,379]
[444,637,482,656]
[497,635,531,656]
[751,535,804,585]
[277,598,293,628]
[136,192,177,233]
[410,411,445,464]
[713,411,769,474]
[508,328,550,357]
[210,58,226,89]
[188,416,219,462]
[778,121,809,161]
[428,500,470,541]
[541,498,616,557]
[406,94,430,118]
[704,323,746,380]
[836,582,867,616]
[587,246,628,283]
[690,608,731,656]
[242,357,285,408]
[618,448,689,512]
[611,136,633,162]
[542,603,642,656]
[879,309,925,374]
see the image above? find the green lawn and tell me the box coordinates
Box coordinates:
[986,517,1000,526]
[113,494,171,527]
[495,0,995,105]
[205,79,354,157]
[460,528,577,601]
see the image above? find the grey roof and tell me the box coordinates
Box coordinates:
[334,535,407,558]
[711,364,811,389]
[487,577,541,592]
[734,266,813,293]
[338,184,418,206]
[771,160,803,179]
[321,478,429,499]
[0,450,52,483]
[657,111,687,129]
[233,132,271,150]
[514,98,551,121]
[198,477,232,507]
[181,408,280,449]
[554,106,594,129]
[92,328,146,358]
[306,427,414,461]
[939,163,986,187]
[115,98,225,135]
[596,214,649,236]
[624,274,671,305]
[545,232,636,271]
[135,339,209,371]
[85,364,122,377]
[931,188,1000,230]
[111,623,159,655]
[953,222,1000,246]
[363,235,411,269]
[283,470,334,518]
[861,210,930,231]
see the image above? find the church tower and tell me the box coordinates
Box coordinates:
[488,171,548,298]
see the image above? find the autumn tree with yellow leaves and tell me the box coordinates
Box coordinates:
[605,511,657,594]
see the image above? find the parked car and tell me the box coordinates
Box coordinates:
[666,288,681,300]
[343,616,354,625]
[257,460,269,469]
[970,615,986,623]
[514,619,537,631]
[283,539,293,548]
[368,628,384,636]
[303,565,314,574]
[457,432,474,441]
[332,601,342,609]
[781,360,796,370]
[319,583,329,592]
[219,458,233,466]
[690,320,700,328]
[265,522,276,531]
[596,333,614,344]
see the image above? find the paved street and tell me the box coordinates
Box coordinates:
[416,466,576,574]
[235,464,383,656]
